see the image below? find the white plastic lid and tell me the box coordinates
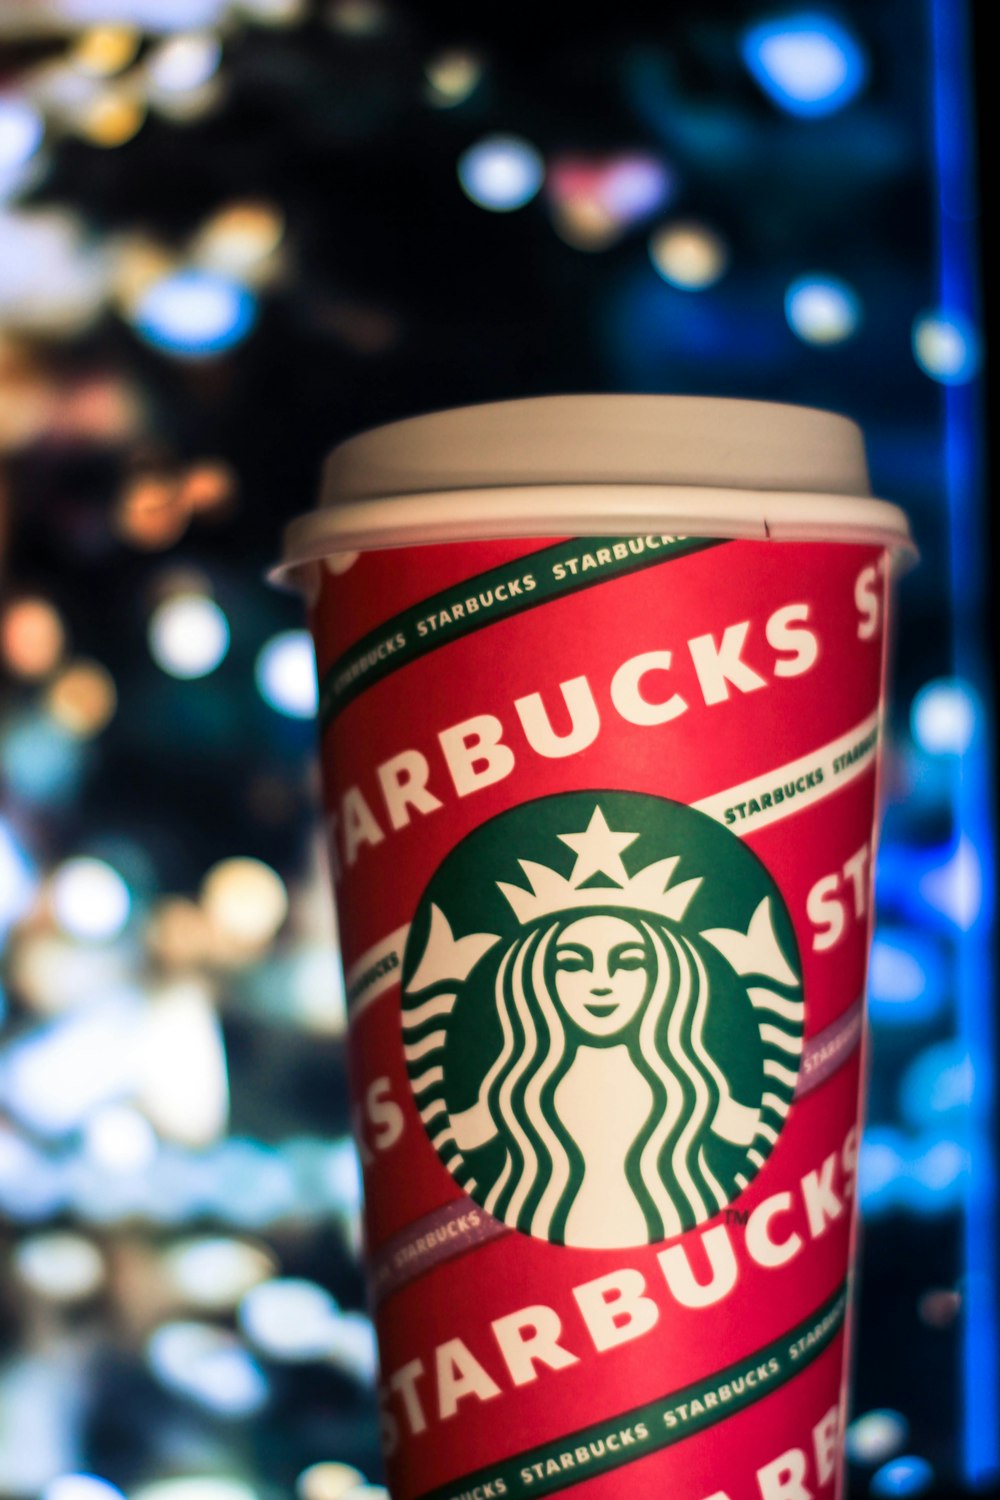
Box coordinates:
[277,395,916,572]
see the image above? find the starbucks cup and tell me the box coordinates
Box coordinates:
[277,396,916,1500]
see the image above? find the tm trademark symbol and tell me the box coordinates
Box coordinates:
[726,1208,749,1227]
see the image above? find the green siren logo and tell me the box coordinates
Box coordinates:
[401,792,804,1249]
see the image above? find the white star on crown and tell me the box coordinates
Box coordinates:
[497,806,702,925]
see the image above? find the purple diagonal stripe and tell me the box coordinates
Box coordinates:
[370,1197,509,1304]
[795,996,864,1098]
[370,1000,863,1306]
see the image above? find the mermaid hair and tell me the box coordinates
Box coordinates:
[479,910,732,1243]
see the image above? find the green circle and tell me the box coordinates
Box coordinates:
[402,790,803,1247]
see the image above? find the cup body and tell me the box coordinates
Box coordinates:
[305,528,896,1500]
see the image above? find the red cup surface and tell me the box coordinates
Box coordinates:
[308,534,893,1500]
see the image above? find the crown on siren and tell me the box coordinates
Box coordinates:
[497,806,702,925]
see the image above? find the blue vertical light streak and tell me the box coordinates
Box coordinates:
[928,0,998,1482]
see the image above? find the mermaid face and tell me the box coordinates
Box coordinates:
[552,914,652,1038]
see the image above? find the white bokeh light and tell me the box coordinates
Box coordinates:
[14,1232,106,1303]
[132,1480,258,1500]
[425,48,483,108]
[324,1310,378,1384]
[295,1463,366,1500]
[0,207,109,335]
[846,1408,910,1465]
[161,1236,276,1309]
[649,221,728,290]
[238,1277,341,1360]
[457,134,544,212]
[148,593,230,679]
[2,997,141,1137]
[0,96,45,172]
[51,857,130,941]
[911,678,977,755]
[146,32,222,93]
[43,1478,126,1500]
[83,1103,158,1173]
[255,630,318,717]
[785,273,861,345]
[246,0,310,22]
[138,979,230,1146]
[147,1321,269,1417]
[912,311,981,384]
[201,857,289,947]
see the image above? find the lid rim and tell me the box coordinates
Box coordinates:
[274,482,917,582]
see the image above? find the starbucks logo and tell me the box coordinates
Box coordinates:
[401,792,803,1249]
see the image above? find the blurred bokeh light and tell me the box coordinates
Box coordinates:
[457,134,545,212]
[649,221,728,291]
[255,630,319,718]
[132,271,256,357]
[785,273,862,346]
[912,311,982,385]
[147,593,230,678]
[1,596,66,679]
[741,12,869,117]
[50,857,131,942]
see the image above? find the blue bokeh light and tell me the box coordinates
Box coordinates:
[858,1126,971,1218]
[0,714,85,806]
[910,1136,969,1199]
[867,930,948,1027]
[900,1041,974,1130]
[0,1133,68,1221]
[870,1456,935,1498]
[920,836,983,932]
[857,1127,908,1216]
[742,13,868,118]
[132,270,257,357]
[43,1477,127,1500]
[207,1139,297,1228]
[0,817,35,933]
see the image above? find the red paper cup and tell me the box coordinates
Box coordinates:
[277,397,916,1500]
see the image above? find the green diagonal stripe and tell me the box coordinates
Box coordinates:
[320,535,725,725]
[413,1281,848,1500]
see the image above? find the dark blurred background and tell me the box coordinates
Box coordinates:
[0,2,996,1498]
